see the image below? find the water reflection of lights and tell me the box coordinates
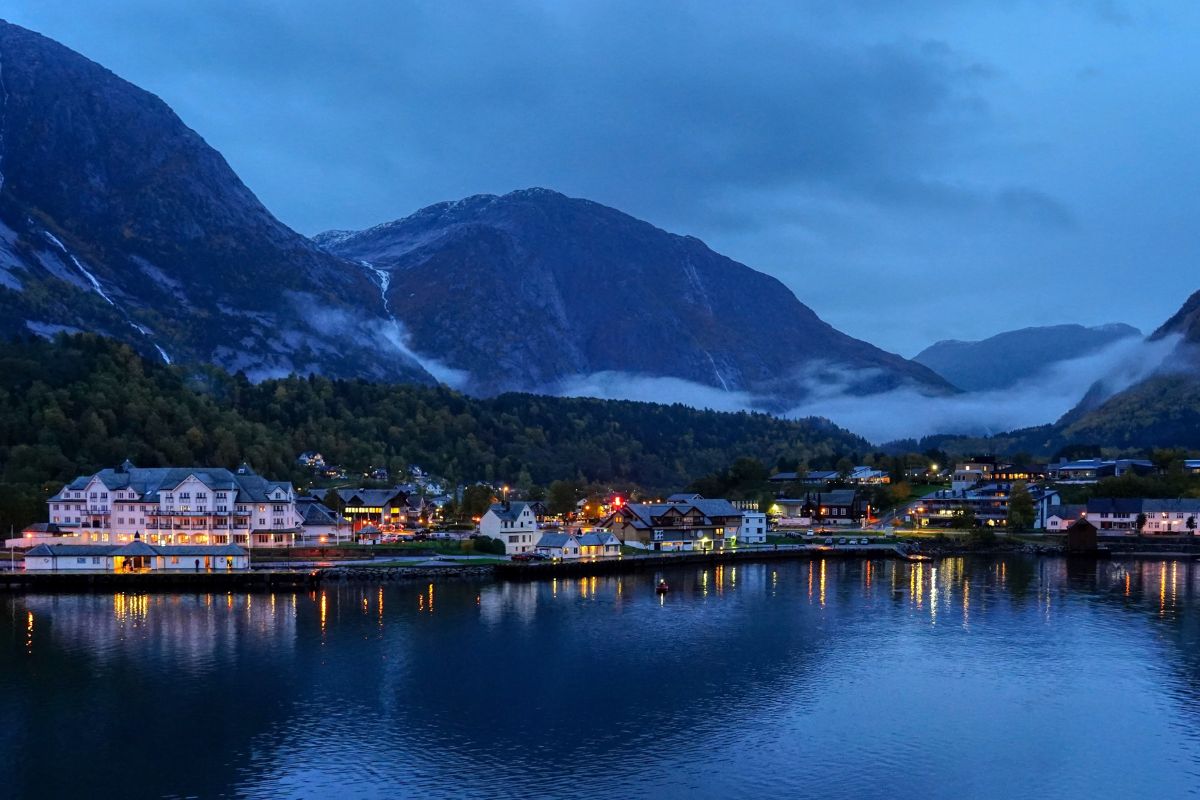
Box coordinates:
[819,559,826,607]
[26,610,33,653]
[962,579,970,627]
[113,593,150,624]
[930,567,938,624]
[320,591,328,634]
[418,583,435,613]
[1160,563,1167,615]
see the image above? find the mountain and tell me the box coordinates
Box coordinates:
[0,20,433,383]
[1037,294,1200,450]
[913,323,1141,392]
[317,189,954,402]
[1152,289,1200,344]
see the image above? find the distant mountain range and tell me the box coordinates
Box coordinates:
[0,19,951,408]
[913,323,1141,391]
[316,189,954,401]
[10,18,1200,454]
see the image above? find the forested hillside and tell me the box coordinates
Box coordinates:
[0,334,867,529]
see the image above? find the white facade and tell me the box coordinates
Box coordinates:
[479,502,539,554]
[24,543,250,572]
[535,533,582,559]
[739,511,768,544]
[48,462,303,549]
[1046,513,1081,532]
[1142,500,1200,534]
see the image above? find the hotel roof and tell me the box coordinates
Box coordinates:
[51,461,293,504]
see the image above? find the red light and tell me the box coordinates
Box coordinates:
[614,496,623,507]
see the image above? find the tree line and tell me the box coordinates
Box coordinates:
[0,333,869,532]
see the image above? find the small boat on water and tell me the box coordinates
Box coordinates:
[656,580,670,594]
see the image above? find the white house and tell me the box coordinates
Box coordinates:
[535,532,581,559]
[739,511,768,544]
[24,541,250,572]
[534,530,622,559]
[1142,499,1200,534]
[1045,505,1086,532]
[479,501,539,554]
[578,530,621,557]
[46,460,304,549]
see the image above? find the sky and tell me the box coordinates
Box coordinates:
[6,1,1200,356]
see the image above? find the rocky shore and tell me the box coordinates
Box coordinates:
[318,565,497,583]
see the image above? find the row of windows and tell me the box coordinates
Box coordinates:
[52,502,275,513]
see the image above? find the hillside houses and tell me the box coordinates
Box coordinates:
[768,466,890,487]
[1047,459,1155,484]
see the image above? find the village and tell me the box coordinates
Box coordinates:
[6,452,1200,574]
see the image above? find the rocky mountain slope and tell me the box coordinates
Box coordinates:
[318,189,954,402]
[0,20,433,383]
[913,323,1141,392]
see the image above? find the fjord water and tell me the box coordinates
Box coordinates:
[3,558,1200,799]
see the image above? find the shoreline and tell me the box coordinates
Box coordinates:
[3,546,1197,593]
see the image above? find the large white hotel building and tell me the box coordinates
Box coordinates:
[46,460,303,548]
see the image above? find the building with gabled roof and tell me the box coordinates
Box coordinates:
[479,501,539,554]
[296,497,352,544]
[25,540,250,572]
[308,486,422,531]
[46,460,302,549]
[1045,504,1087,532]
[770,490,869,527]
[600,497,744,550]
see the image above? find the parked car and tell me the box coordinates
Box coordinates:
[823,538,833,545]
[838,538,848,545]
[805,530,815,538]
[511,553,537,562]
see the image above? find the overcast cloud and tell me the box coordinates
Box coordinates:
[5,1,1199,355]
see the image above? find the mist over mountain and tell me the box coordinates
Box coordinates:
[0,20,434,383]
[317,189,954,403]
[5,17,1195,452]
[913,323,1141,392]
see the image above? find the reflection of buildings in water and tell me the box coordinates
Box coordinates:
[21,592,298,669]
[478,581,540,625]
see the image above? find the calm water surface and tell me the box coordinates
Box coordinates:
[3,557,1200,799]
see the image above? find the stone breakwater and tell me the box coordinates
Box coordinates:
[318,565,497,583]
